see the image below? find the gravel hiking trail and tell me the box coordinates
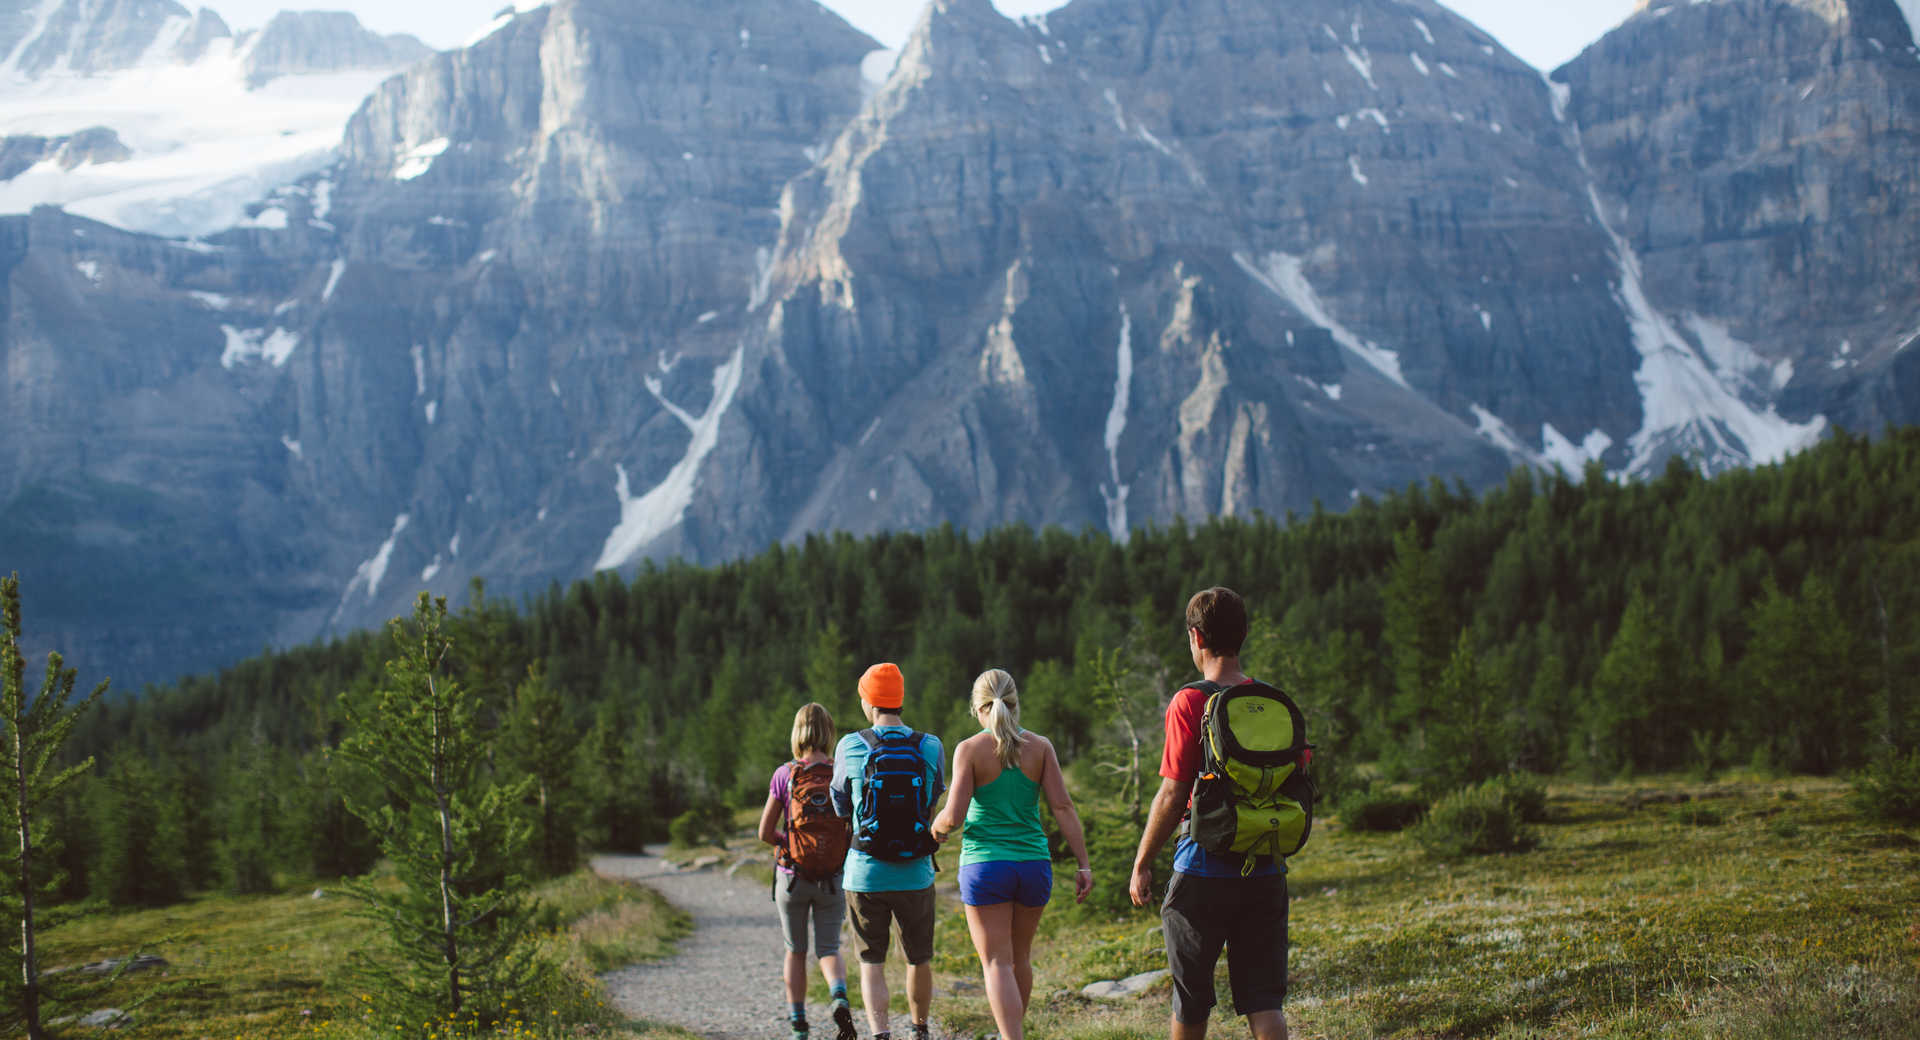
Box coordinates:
[597,853,917,1040]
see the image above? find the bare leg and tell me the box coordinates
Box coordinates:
[907,960,933,1030]
[1171,1015,1208,1040]
[860,961,890,1036]
[1248,1009,1288,1040]
[965,903,1024,1040]
[1009,902,1046,1014]
[785,950,809,1004]
[819,953,846,992]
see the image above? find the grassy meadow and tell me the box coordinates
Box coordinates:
[884,774,1916,1039]
[34,871,692,1039]
[35,773,1920,1039]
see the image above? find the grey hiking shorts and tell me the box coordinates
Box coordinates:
[773,870,845,959]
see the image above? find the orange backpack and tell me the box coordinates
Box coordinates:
[782,761,851,881]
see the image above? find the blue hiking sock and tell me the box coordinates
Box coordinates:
[830,982,849,1001]
[790,1002,807,1021]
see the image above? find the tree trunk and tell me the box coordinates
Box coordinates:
[1122,715,1143,829]
[431,679,461,1016]
[15,720,42,1039]
[1875,575,1894,749]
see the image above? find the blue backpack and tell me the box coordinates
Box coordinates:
[851,728,939,861]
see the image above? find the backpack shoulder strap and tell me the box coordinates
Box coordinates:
[856,728,880,750]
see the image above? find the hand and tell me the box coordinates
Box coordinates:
[1074,867,1093,904]
[930,815,954,843]
[1128,863,1153,907]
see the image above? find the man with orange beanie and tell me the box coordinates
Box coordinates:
[830,662,945,1040]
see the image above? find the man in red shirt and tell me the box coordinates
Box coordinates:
[1129,587,1289,1040]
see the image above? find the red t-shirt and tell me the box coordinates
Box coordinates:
[1159,685,1217,783]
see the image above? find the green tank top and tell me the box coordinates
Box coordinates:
[959,754,1050,867]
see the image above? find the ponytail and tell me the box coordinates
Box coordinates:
[970,669,1023,768]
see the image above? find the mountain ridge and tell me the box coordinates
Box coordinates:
[3,0,1917,687]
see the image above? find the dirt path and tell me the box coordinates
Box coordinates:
[596,852,970,1040]
[594,853,799,1039]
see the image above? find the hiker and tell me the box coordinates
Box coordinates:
[1129,587,1298,1040]
[930,668,1093,1040]
[831,662,946,1040]
[758,702,858,1040]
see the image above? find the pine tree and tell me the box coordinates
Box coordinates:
[1740,576,1871,773]
[3,575,108,1040]
[1383,522,1455,773]
[501,661,581,878]
[92,756,190,908]
[218,736,281,895]
[335,593,547,1029]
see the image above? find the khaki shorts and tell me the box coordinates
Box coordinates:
[845,886,936,965]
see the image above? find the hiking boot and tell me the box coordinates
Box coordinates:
[789,1016,810,1040]
[831,998,857,1040]
[911,1022,931,1040]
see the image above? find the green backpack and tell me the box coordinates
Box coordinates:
[1185,679,1316,871]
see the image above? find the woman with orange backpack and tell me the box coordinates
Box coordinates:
[758,702,858,1040]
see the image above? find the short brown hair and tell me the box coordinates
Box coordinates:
[1186,587,1247,656]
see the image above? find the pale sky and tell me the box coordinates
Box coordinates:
[207,0,1642,73]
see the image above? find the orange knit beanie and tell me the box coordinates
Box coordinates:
[858,663,904,710]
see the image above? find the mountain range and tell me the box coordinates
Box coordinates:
[3,0,1918,687]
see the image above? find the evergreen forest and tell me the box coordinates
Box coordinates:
[32,427,1920,911]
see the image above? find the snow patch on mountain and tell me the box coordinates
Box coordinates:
[336,513,411,621]
[219,325,299,368]
[0,5,421,239]
[464,1,547,47]
[1099,303,1133,544]
[0,46,395,237]
[1583,185,1826,474]
[1542,423,1614,474]
[1234,251,1407,388]
[596,347,746,572]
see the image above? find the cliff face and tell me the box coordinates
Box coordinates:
[1560,0,1920,454]
[745,0,1646,556]
[3,0,1918,686]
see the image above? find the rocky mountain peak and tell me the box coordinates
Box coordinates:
[1629,0,1914,44]
[173,5,229,62]
[3,0,190,77]
[239,9,430,87]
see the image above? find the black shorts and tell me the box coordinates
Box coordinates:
[1161,870,1289,1023]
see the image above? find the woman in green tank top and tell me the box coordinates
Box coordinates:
[931,669,1092,1040]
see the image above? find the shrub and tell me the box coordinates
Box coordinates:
[1670,803,1725,827]
[1851,749,1920,824]
[1482,772,1549,822]
[1341,788,1428,833]
[1414,778,1539,857]
[667,798,732,849]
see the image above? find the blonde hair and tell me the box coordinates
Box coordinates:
[791,702,835,760]
[970,669,1023,768]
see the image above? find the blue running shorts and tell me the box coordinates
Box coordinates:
[957,860,1053,907]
